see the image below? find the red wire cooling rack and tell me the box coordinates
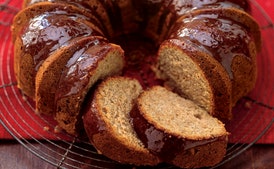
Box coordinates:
[0,0,273,168]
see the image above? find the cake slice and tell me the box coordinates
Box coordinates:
[83,76,160,166]
[157,8,261,120]
[131,86,229,168]
[157,38,233,119]
[52,38,124,135]
[35,36,107,115]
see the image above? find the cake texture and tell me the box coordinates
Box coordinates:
[158,8,261,119]
[131,86,229,168]
[83,76,160,166]
[11,0,261,168]
[54,41,124,135]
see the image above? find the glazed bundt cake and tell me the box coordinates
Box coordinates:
[11,0,261,168]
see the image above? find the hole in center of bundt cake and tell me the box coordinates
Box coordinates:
[111,33,164,88]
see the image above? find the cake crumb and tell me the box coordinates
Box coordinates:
[35,109,41,115]
[43,126,50,131]
[244,101,252,109]
[22,94,28,102]
[163,81,174,91]
[190,148,195,155]
[54,125,62,133]
[97,149,102,154]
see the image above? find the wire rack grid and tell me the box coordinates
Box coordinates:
[0,0,273,168]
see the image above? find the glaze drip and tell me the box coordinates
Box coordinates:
[21,11,99,71]
[56,38,109,98]
[170,12,251,78]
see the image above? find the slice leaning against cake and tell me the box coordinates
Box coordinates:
[131,86,229,168]
[51,37,124,135]
[82,76,160,166]
[35,36,108,115]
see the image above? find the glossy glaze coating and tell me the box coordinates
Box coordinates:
[169,11,251,78]
[24,0,110,34]
[24,0,249,40]
[21,11,100,71]
[55,38,110,99]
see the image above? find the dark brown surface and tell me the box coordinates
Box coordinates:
[0,140,273,169]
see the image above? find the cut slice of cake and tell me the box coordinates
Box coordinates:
[52,38,124,135]
[157,8,261,120]
[35,36,107,115]
[157,38,233,119]
[131,86,229,168]
[83,76,160,166]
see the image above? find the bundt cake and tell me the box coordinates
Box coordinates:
[131,86,228,168]
[83,76,160,166]
[11,0,261,168]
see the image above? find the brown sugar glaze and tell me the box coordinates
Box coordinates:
[169,10,252,79]
[20,0,251,86]
[21,11,101,71]
[55,37,110,99]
